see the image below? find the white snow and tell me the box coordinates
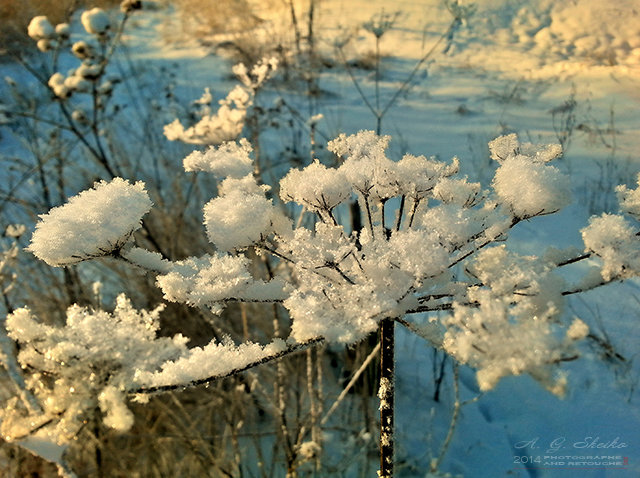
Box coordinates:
[616,173,640,219]
[27,178,153,266]
[183,138,254,178]
[156,253,288,312]
[80,8,111,36]
[3,295,188,440]
[136,337,288,388]
[280,160,352,212]
[581,213,640,281]
[27,16,56,41]
[492,137,571,219]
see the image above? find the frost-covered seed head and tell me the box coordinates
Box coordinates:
[203,193,271,250]
[4,295,186,438]
[72,109,89,125]
[489,133,563,163]
[64,74,91,94]
[492,154,570,219]
[581,213,640,281]
[27,16,56,41]
[71,41,94,59]
[48,73,71,99]
[81,8,111,36]
[279,161,352,211]
[55,23,70,39]
[233,57,279,89]
[433,177,482,207]
[328,130,390,162]
[5,224,26,238]
[566,318,589,341]
[36,39,55,52]
[76,63,103,80]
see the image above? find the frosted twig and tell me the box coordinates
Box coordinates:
[130,337,324,395]
[321,341,381,425]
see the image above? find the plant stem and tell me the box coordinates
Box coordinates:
[379,318,395,477]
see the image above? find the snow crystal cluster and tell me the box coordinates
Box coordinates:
[135,337,287,388]
[80,8,111,36]
[442,246,583,395]
[156,253,287,313]
[27,178,152,266]
[577,172,640,283]
[0,295,187,444]
[489,133,570,219]
[581,214,640,281]
[164,58,278,145]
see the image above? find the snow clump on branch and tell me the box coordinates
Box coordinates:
[27,178,152,266]
[490,133,570,219]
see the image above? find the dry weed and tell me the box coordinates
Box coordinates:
[0,0,121,56]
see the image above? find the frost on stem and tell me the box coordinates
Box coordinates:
[164,58,278,145]
[156,253,288,313]
[27,178,152,266]
[134,337,288,388]
[1,295,187,445]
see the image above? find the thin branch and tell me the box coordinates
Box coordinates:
[321,341,381,425]
[406,197,421,229]
[405,303,454,314]
[561,276,621,296]
[380,17,459,118]
[363,194,376,239]
[394,195,405,232]
[556,252,592,267]
[335,46,378,119]
[129,337,324,395]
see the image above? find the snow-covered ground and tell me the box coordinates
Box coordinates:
[1,0,639,476]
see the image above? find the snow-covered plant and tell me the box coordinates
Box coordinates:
[163,57,278,145]
[38,7,120,100]
[7,130,640,477]
[1,295,186,440]
[13,5,143,180]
